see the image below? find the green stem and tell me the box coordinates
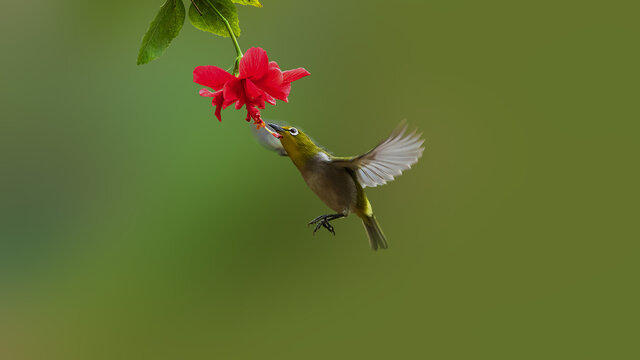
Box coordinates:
[202,0,243,74]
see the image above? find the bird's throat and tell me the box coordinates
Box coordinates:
[283,143,319,172]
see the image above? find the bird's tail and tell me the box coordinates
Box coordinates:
[362,215,388,250]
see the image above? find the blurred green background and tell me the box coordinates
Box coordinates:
[1,1,639,359]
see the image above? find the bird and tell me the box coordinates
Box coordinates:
[266,122,424,250]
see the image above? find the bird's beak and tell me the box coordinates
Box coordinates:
[267,123,285,139]
[268,123,285,133]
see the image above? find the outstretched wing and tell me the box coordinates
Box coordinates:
[333,122,425,188]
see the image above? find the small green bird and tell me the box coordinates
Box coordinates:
[267,122,424,250]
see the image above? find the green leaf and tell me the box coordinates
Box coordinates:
[137,0,186,65]
[232,0,262,7]
[189,0,241,38]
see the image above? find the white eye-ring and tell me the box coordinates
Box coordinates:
[289,127,299,136]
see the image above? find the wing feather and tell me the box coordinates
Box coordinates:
[334,122,425,188]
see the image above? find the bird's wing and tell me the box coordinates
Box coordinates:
[333,122,424,188]
[252,123,288,156]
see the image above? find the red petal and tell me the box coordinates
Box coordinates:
[263,92,277,106]
[259,81,290,102]
[254,97,266,109]
[278,82,292,102]
[268,61,280,70]
[202,90,224,121]
[199,88,217,97]
[244,79,264,101]
[222,79,242,109]
[239,47,269,80]
[234,95,246,110]
[261,67,284,87]
[243,79,272,108]
[253,67,288,101]
[212,93,224,122]
[245,104,265,128]
[282,68,311,83]
[194,66,235,91]
[262,87,287,101]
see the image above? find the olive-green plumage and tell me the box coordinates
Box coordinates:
[268,123,424,250]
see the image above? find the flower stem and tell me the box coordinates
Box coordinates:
[201,0,243,75]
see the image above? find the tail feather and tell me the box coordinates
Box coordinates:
[362,215,388,250]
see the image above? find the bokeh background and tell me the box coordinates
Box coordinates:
[1,1,639,359]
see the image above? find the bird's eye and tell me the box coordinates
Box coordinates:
[289,127,299,136]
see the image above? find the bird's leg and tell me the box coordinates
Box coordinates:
[308,213,345,236]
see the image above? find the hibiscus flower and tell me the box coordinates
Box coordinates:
[194,47,310,129]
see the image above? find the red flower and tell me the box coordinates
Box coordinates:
[194,47,310,129]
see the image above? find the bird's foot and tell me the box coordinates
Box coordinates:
[308,214,344,236]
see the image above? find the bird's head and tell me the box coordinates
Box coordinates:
[267,123,319,163]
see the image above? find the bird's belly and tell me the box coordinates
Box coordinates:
[302,165,357,214]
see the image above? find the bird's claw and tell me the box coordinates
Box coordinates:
[309,215,337,236]
[308,215,325,226]
[323,221,335,235]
